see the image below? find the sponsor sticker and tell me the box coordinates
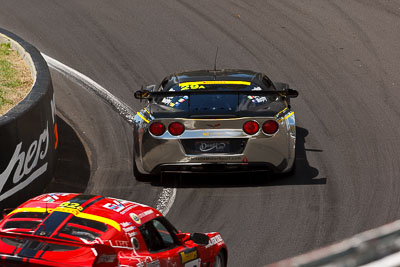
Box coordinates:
[206,234,223,248]
[120,204,137,215]
[121,222,132,227]
[123,226,136,232]
[103,199,132,213]
[138,209,153,218]
[128,232,137,237]
[42,193,71,202]
[130,213,141,224]
[161,97,172,105]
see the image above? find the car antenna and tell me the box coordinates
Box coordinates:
[213,47,219,71]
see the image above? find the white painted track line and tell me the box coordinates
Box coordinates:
[41,53,176,215]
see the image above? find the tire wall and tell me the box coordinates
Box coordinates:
[0,28,57,209]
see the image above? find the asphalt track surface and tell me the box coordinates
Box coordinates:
[1,1,400,266]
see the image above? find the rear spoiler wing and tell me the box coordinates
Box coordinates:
[134,89,299,100]
[0,231,119,266]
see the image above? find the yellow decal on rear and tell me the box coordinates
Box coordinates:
[54,207,81,216]
[278,111,294,122]
[9,207,48,215]
[8,207,121,232]
[137,112,149,123]
[77,213,121,231]
[179,81,251,91]
[275,107,288,118]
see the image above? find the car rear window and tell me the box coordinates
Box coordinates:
[9,212,47,219]
[3,220,41,230]
[54,217,108,242]
[68,217,108,232]
[58,225,100,242]
[156,81,277,113]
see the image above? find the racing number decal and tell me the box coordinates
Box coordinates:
[59,202,83,211]
[54,202,84,215]
[179,81,251,91]
[180,84,205,91]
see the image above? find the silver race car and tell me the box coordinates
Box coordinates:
[133,69,298,180]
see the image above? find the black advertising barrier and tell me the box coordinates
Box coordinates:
[0,28,57,209]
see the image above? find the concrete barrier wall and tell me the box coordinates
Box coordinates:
[0,28,57,209]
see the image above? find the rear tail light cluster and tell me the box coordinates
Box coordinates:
[243,120,279,135]
[149,122,165,136]
[262,120,279,135]
[149,122,185,136]
[243,121,259,135]
[168,122,185,136]
[150,120,277,136]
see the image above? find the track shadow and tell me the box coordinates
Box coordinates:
[151,126,326,188]
[44,115,90,193]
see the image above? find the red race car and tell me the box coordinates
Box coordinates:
[0,193,227,266]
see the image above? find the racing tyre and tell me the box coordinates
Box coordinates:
[213,251,226,267]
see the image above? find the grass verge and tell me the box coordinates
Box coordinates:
[0,42,33,116]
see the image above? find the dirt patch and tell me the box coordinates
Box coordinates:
[0,43,33,116]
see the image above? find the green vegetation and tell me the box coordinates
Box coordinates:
[0,42,32,115]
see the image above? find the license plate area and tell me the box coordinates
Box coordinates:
[194,140,230,153]
[181,139,247,155]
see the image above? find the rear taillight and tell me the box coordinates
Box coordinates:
[262,120,279,135]
[243,121,259,135]
[149,122,166,136]
[168,122,185,136]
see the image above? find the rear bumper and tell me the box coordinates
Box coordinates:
[133,115,296,175]
[151,161,287,174]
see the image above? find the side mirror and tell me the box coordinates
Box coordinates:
[134,85,156,100]
[190,233,209,246]
[134,90,151,99]
[284,88,299,98]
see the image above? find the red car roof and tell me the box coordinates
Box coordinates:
[16,193,160,223]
